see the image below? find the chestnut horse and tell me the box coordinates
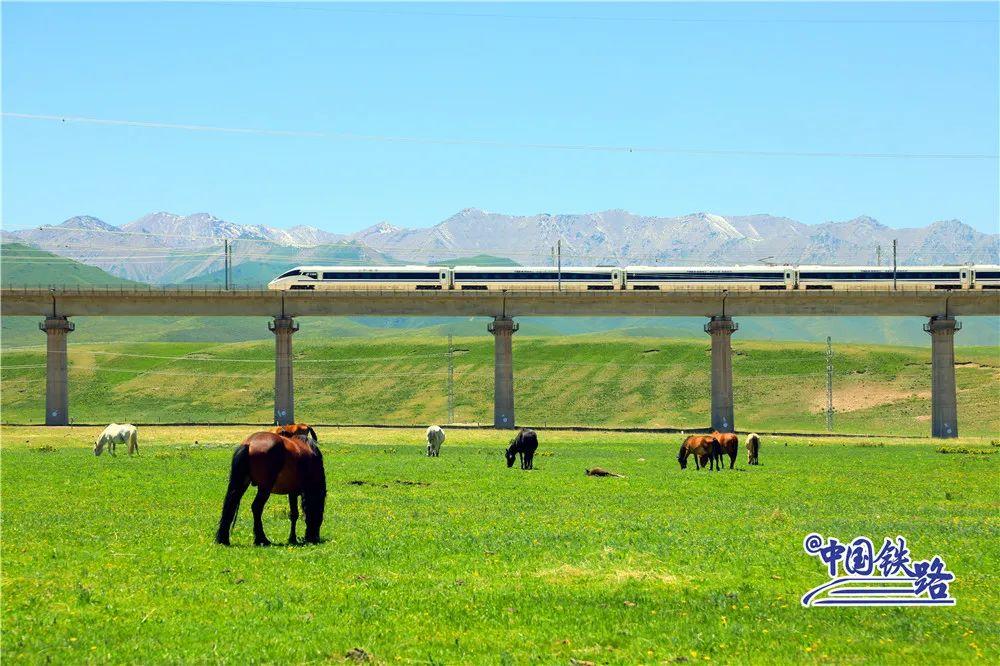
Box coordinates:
[678,434,721,470]
[215,431,326,546]
[711,431,739,469]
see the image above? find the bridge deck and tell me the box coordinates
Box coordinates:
[2,286,998,317]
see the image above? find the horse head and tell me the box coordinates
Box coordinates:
[302,443,327,544]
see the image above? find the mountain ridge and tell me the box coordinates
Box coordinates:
[4,208,997,283]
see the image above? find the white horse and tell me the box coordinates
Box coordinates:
[95,423,139,456]
[426,425,445,457]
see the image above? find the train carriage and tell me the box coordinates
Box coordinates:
[794,265,970,290]
[623,266,793,290]
[451,266,620,291]
[268,265,451,291]
[971,265,1000,289]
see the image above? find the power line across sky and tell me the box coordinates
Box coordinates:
[4,113,996,161]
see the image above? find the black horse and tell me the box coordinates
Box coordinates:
[505,428,538,470]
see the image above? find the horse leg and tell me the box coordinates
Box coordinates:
[526,451,533,470]
[251,483,274,546]
[729,452,736,469]
[694,453,700,470]
[288,494,300,545]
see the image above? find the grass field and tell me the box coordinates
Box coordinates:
[2,336,998,436]
[1,426,997,663]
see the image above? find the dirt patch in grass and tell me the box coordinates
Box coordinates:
[811,383,929,413]
[536,563,678,586]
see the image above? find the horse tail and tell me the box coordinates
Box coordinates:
[215,445,250,545]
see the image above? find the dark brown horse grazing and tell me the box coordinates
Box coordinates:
[678,435,720,470]
[215,432,326,546]
[505,428,538,470]
[746,433,761,465]
[711,431,739,469]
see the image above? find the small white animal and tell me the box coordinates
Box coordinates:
[95,423,139,456]
[426,425,445,457]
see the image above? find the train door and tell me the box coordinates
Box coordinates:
[612,269,624,290]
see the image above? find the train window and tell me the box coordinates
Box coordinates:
[322,271,440,280]
[625,271,784,281]
[440,272,447,279]
[277,269,301,279]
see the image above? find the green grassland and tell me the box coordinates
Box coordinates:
[2,336,998,436]
[1,426,997,663]
[0,243,141,287]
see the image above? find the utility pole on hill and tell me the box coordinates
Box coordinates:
[447,334,454,424]
[892,239,898,290]
[224,239,233,290]
[876,243,882,266]
[557,239,562,291]
[826,336,834,432]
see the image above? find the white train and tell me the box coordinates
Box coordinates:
[268,264,1000,291]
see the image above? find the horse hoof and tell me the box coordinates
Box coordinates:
[254,539,272,547]
[288,538,299,545]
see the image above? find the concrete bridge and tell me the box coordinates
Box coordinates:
[4,286,998,437]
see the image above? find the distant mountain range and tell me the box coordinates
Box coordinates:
[2,208,997,284]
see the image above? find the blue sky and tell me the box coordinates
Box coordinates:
[2,1,998,234]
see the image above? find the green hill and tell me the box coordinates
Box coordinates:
[1,335,996,435]
[0,243,142,287]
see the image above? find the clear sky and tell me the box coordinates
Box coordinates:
[2,1,998,234]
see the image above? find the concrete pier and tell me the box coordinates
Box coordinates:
[705,315,738,432]
[488,316,518,429]
[39,316,74,425]
[924,315,960,438]
[269,316,298,425]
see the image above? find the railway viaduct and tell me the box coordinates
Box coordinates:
[3,286,998,438]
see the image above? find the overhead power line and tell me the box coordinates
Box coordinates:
[256,2,998,25]
[4,112,996,160]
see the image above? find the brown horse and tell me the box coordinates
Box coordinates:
[678,435,721,470]
[710,432,739,469]
[215,431,326,546]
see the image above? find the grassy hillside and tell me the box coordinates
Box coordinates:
[2,336,997,435]
[0,243,142,287]
[2,312,998,349]
[3,426,996,662]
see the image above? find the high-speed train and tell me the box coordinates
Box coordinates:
[268,264,1000,291]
